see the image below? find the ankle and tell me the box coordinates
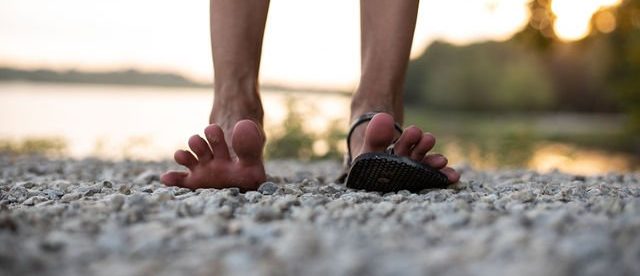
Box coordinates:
[211,100,263,124]
[210,85,264,128]
[350,92,397,123]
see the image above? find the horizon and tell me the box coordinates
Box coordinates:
[0,66,352,94]
[0,0,622,90]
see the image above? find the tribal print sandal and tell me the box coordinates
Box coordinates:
[337,112,450,192]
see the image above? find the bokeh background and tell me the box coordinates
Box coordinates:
[0,0,638,175]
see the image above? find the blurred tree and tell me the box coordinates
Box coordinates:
[407,0,634,114]
[512,0,556,51]
[265,98,315,160]
[405,41,554,111]
[265,97,347,160]
[512,0,621,112]
[603,0,640,136]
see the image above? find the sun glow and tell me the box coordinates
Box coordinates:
[0,0,533,90]
[0,0,624,88]
[528,143,632,175]
[551,0,622,41]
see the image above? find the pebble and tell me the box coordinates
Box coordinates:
[110,194,126,211]
[258,182,279,195]
[118,184,131,195]
[101,180,113,188]
[16,181,36,189]
[1,156,639,276]
[153,190,174,202]
[82,184,102,197]
[22,196,48,206]
[244,191,262,203]
[43,188,64,200]
[252,206,282,222]
[125,193,146,207]
[60,193,81,203]
[375,201,395,217]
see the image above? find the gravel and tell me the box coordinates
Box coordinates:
[1,155,639,276]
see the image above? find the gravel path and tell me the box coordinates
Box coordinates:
[1,155,639,276]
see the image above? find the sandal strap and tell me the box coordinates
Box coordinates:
[345,112,403,167]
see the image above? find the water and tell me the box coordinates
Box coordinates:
[0,82,350,160]
[0,82,637,175]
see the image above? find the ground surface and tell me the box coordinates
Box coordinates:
[1,155,639,276]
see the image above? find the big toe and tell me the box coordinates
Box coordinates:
[231,120,265,164]
[362,113,396,153]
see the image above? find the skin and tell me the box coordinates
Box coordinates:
[160,0,461,190]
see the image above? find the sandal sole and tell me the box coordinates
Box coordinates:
[345,152,449,192]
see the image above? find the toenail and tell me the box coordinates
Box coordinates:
[207,134,217,144]
[440,156,447,163]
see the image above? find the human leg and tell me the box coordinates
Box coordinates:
[161,0,271,190]
[349,0,460,183]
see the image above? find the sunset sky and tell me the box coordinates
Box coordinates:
[0,0,622,90]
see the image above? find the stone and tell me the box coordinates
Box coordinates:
[126,193,147,207]
[118,184,132,195]
[16,181,36,189]
[374,201,395,217]
[154,190,174,202]
[60,193,81,203]
[258,182,279,195]
[43,188,64,200]
[252,206,282,222]
[22,196,48,206]
[101,180,113,188]
[1,156,640,276]
[110,194,126,211]
[82,184,102,197]
[221,187,240,197]
[244,191,262,203]
[140,184,155,193]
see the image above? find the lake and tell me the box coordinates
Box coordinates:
[0,82,637,175]
[0,82,350,160]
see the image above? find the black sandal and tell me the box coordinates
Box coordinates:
[336,112,450,192]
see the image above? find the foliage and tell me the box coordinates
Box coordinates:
[265,98,345,160]
[0,137,67,156]
[511,0,556,50]
[605,0,640,136]
[406,0,640,145]
[406,41,555,111]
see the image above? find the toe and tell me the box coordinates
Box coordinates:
[361,113,396,153]
[161,171,189,187]
[410,133,436,161]
[232,120,265,165]
[174,150,198,169]
[393,126,422,157]
[440,167,461,183]
[188,135,213,162]
[204,124,230,161]
[423,153,447,169]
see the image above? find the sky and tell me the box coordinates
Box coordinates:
[0,0,622,90]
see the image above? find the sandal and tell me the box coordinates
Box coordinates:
[336,112,450,192]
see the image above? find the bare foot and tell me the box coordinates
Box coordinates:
[349,113,460,183]
[160,120,266,191]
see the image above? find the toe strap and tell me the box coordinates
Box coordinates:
[343,112,403,173]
